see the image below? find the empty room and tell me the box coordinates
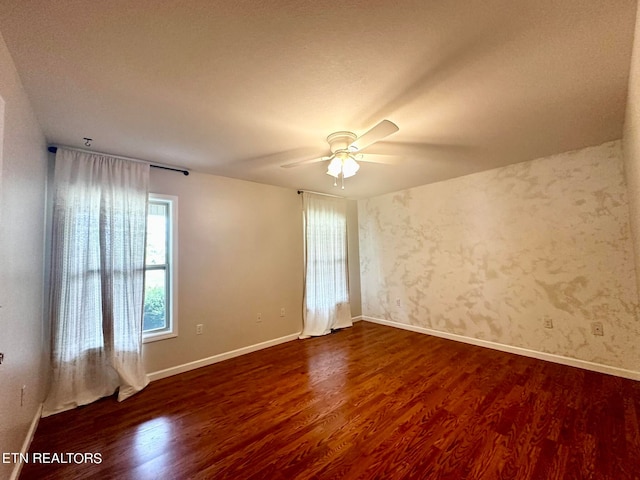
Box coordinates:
[2,1,640,479]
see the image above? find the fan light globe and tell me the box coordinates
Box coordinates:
[342,156,360,178]
[326,157,342,177]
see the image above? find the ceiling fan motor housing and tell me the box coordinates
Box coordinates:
[327,131,357,154]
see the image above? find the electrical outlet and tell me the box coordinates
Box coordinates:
[543,317,553,329]
[196,324,203,335]
[257,313,262,323]
[395,298,401,307]
[591,322,604,336]
[280,308,285,317]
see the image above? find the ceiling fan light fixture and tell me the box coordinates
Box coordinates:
[326,154,360,179]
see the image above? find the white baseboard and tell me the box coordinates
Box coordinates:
[351,315,363,322]
[10,403,42,480]
[147,332,301,382]
[363,316,640,381]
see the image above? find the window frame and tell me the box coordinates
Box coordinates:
[143,193,178,343]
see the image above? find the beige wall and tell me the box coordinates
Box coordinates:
[143,170,304,373]
[347,200,362,317]
[359,140,640,372]
[0,31,48,479]
[624,5,640,302]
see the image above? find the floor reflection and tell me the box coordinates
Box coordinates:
[133,416,173,464]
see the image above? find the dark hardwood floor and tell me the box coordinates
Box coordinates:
[20,321,640,479]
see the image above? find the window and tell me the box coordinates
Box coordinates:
[143,194,178,342]
[305,205,350,309]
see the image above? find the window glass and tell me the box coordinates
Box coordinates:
[143,268,167,332]
[143,195,177,342]
[146,202,167,265]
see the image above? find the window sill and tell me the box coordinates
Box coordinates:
[143,331,177,343]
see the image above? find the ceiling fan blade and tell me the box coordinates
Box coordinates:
[349,119,399,152]
[358,153,403,165]
[365,141,478,158]
[239,147,326,168]
[281,155,333,168]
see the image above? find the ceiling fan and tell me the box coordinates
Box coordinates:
[281,119,399,189]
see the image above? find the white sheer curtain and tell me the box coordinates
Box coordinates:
[301,193,352,337]
[43,148,150,416]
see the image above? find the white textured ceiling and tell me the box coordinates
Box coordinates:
[0,0,637,198]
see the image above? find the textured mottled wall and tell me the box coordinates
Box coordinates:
[359,141,640,371]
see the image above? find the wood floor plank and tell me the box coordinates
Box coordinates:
[19,321,640,479]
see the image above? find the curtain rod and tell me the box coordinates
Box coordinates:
[47,145,190,176]
[297,189,345,198]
